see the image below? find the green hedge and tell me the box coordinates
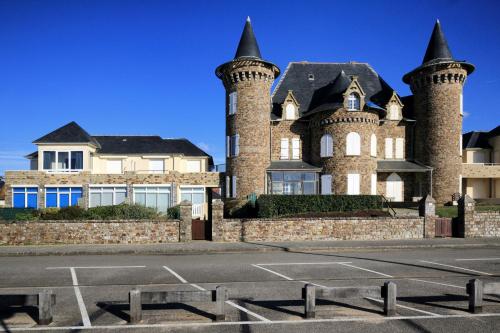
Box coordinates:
[256,195,383,218]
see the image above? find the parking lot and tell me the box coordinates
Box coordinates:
[1,247,500,332]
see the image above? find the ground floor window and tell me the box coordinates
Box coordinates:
[13,187,38,208]
[133,186,171,213]
[46,187,83,208]
[347,173,360,195]
[267,172,318,195]
[180,187,205,204]
[89,186,127,207]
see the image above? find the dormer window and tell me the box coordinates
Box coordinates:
[347,93,360,111]
[308,74,315,81]
[285,104,296,120]
[389,104,400,120]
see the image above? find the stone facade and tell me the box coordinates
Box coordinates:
[0,220,180,245]
[270,119,309,161]
[458,195,500,238]
[408,65,468,203]
[310,109,378,194]
[4,170,222,208]
[219,60,279,199]
[219,216,424,242]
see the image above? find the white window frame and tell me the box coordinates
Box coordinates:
[88,186,127,207]
[370,134,377,157]
[371,173,377,195]
[11,186,39,208]
[347,93,360,111]
[385,138,393,159]
[43,150,84,173]
[320,134,333,157]
[346,132,361,156]
[321,174,332,195]
[132,185,172,211]
[229,91,237,115]
[280,138,289,160]
[285,104,296,120]
[395,138,404,159]
[347,173,360,195]
[291,138,300,160]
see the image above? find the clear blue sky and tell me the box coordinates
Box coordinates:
[1,0,499,175]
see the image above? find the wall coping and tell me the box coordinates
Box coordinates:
[224,216,423,223]
[0,219,180,225]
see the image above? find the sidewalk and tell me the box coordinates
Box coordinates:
[1,237,500,256]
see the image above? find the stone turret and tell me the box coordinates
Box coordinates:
[403,20,474,204]
[215,18,280,199]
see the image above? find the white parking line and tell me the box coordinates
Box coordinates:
[251,264,294,281]
[409,278,465,289]
[3,313,500,331]
[257,261,352,266]
[163,266,188,283]
[69,268,91,327]
[337,263,394,278]
[163,265,271,322]
[419,260,493,276]
[365,297,441,317]
[456,258,500,261]
[47,266,146,269]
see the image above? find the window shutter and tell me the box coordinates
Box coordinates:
[385,138,393,159]
[235,134,240,156]
[321,174,332,195]
[320,136,326,157]
[347,173,360,195]
[346,132,361,156]
[232,176,237,198]
[370,134,377,157]
[280,138,289,159]
[395,138,404,159]
[229,92,237,115]
[226,176,230,198]
[292,138,300,160]
[226,136,230,157]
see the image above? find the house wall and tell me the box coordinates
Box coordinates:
[270,120,309,161]
[376,120,407,159]
[464,178,490,199]
[490,136,500,163]
[91,155,208,174]
[37,144,96,171]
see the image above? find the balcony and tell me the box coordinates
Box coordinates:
[462,163,500,178]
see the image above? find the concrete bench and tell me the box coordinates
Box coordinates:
[467,279,500,313]
[302,281,397,318]
[129,286,228,324]
[0,290,56,325]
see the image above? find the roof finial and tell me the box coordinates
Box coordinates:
[247,16,251,22]
[234,17,262,59]
[436,18,440,24]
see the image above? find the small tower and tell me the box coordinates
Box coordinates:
[403,20,474,204]
[215,18,280,199]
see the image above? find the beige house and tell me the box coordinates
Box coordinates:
[5,122,221,219]
[462,126,500,200]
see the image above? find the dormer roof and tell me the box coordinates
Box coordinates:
[33,121,100,147]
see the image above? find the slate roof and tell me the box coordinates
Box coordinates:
[234,17,262,60]
[31,122,212,163]
[377,160,432,173]
[33,121,100,147]
[272,62,396,117]
[422,20,453,65]
[267,160,322,171]
[461,126,500,150]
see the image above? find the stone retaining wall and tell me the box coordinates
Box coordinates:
[220,216,424,242]
[0,220,180,245]
[468,211,500,238]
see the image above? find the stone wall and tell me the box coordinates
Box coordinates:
[270,119,310,161]
[219,216,424,242]
[458,195,500,238]
[0,220,180,245]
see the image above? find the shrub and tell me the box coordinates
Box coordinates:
[0,208,38,221]
[255,195,383,218]
[167,205,180,219]
[84,204,160,220]
[224,199,257,218]
[40,206,85,220]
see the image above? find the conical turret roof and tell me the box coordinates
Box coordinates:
[422,20,453,64]
[234,17,262,59]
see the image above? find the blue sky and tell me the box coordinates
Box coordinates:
[1,0,499,176]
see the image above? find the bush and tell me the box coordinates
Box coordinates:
[224,199,257,218]
[167,205,180,219]
[0,208,38,221]
[255,195,383,218]
[84,204,161,220]
[40,206,85,220]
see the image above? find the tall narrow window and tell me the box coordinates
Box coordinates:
[395,138,404,159]
[230,134,239,157]
[43,151,56,170]
[459,93,463,116]
[346,132,361,155]
[225,176,230,198]
[385,138,393,159]
[229,92,237,115]
[371,174,377,195]
[347,93,360,111]
[321,174,332,195]
[320,134,333,157]
[285,104,296,120]
[389,104,399,120]
[292,138,300,160]
[226,136,230,157]
[370,134,377,157]
[280,138,289,160]
[347,173,360,195]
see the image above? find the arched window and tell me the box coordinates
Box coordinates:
[370,134,377,157]
[285,104,296,120]
[347,93,360,111]
[320,134,333,157]
[346,132,361,155]
[389,104,399,120]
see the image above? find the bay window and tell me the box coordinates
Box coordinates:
[43,151,83,172]
[268,172,318,195]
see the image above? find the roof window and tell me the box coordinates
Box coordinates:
[308,74,314,81]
